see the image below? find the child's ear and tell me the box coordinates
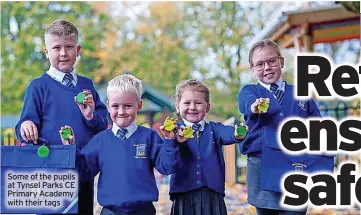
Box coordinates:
[137,100,143,111]
[44,47,49,58]
[250,67,257,77]
[280,56,285,68]
[76,45,81,56]
[175,103,180,114]
[206,103,210,113]
[106,101,110,112]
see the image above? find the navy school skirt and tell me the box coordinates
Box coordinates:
[100,203,155,215]
[170,187,227,215]
[247,156,306,212]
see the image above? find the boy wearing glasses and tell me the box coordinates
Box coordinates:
[237,39,334,215]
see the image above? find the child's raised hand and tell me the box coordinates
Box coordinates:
[160,117,178,139]
[20,120,38,144]
[159,125,176,139]
[74,90,95,120]
[234,122,249,140]
[59,125,75,145]
[251,97,270,114]
[176,125,194,143]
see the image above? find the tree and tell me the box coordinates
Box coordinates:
[93,2,285,117]
[94,2,194,96]
[337,1,360,14]
[1,2,108,115]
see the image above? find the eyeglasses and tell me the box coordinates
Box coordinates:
[251,56,280,71]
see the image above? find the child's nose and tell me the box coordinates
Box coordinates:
[264,61,271,70]
[60,48,67,56]
[118,107,126,114]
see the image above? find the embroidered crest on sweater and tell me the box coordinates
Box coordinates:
[134,144,148,159]
[298,100,307,111]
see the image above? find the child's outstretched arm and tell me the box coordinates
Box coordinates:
[15,81,42,144]
[250,98,270,114]
[150,130,180,175]
[213,122,247,145]
[234,122,249,140]
[238,85,278,117]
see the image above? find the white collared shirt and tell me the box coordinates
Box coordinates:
[112,120,138,139]
[46,66,77,86]
[182,119,206,132]
[258,79,285,93]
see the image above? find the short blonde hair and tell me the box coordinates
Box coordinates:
[107,74,143,100]
[44,19,79,45]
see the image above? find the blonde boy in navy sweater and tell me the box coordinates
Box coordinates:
[80,74,180,215]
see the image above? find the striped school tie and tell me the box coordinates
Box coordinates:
[116,128,128,140]
[192,123,201,133]
[63,73,74,87]
[270,83,284,104]
[192,123,202,144]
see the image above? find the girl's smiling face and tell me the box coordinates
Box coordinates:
[177,89,210,123]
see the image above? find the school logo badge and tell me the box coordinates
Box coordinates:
[292,162,306,172]
[134,144,148,159]
[298,99,307,111]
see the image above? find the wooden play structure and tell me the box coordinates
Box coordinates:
[250,4,360,52]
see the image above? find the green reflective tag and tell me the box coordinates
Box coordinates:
[163,118,176,131]
[76,92,86,104]
[61,128,72,140]
[183,126,194,138]
[258,101,270,112]
[236,125,247,136]
[38,145,49,158]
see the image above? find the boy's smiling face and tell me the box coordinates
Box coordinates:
[107,91,142,127]
[44,34,81,73]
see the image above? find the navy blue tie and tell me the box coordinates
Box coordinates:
[116,128,128,140]
[270,83,284,104]
[192,123,202,144]
[63,73,74,87]
[192,123,201,133]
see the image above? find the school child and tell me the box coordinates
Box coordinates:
[80,74,180,215]
[169,79,247,215]
[15,19,108,214]
[237,39,334,215]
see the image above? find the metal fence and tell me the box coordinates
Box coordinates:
[1,127,17,146]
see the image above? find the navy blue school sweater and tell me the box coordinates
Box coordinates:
[15,73,108,180]
[169,121,241,197]
[80,127,180,213]
[238,83,334,192]
[237,82,321,156]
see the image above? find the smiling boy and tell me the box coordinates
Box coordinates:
[80,74,180,215]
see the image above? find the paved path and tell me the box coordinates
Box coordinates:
[153,183,360,215]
